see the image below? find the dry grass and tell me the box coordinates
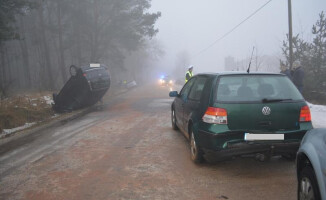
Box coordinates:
[0,86,123,133]
[0,93,55,132]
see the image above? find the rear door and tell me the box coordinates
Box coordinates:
[183,76,208,132]
[214,75,305,131]
[174,78,196,131]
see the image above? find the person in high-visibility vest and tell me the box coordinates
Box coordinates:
[185,65,193,83]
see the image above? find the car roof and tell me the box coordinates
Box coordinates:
[195,71,284,76]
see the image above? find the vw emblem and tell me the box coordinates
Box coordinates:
[262,106,271,115]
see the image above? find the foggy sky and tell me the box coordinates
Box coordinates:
[150,0,326,75]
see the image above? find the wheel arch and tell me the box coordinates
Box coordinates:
[297,151,324,199]
[296,152,311,178]
[297,144,326,199]
[187,120,193,138]
[188,118,200,140]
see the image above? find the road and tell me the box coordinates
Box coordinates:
[0,84,297,200]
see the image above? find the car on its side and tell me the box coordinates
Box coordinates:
[296,128,326,200]
[169,72,313,163]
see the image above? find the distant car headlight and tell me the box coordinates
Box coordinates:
[169,80,173,84]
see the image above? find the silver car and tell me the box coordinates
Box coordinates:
[297,128,326,200]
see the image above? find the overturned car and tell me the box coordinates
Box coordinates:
[52,64,110,112]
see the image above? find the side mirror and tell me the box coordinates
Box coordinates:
[169,91,178,97]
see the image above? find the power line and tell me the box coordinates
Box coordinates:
[191,0,273,60]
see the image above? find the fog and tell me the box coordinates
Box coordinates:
[150,0,326,75]
[0,0,325,95]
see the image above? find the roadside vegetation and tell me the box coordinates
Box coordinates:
[0,93,54,133]
[281,12,326,104]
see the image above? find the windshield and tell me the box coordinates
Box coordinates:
[84,69,109,80]
[215,75,304,103]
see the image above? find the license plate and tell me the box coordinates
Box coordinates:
[244,133,284,141]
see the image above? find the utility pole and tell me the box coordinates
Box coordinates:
[288,0,294,70]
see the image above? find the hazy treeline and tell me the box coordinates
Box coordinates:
[0,0,161,96]
[281,11,326,98]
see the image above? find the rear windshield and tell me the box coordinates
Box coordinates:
[215,75,303,103]
[84,69,109,80]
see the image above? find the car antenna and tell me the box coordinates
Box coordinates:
[247,46,255,73]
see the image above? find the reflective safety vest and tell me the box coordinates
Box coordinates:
[185,70,193,83]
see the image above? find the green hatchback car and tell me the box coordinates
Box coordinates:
[169,73,313,163]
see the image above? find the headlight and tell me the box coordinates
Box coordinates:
[169,80,173,84]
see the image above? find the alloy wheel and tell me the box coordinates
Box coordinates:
[190,133,197,160]
[299,177,315,200]
[171,109,178,130]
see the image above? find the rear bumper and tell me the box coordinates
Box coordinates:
[198,129,308,159]
[202,141,300,160]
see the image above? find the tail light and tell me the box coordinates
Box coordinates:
[299,105,311,122]
[202,107,227,124]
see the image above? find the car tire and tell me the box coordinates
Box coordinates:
[298,166,321,200]
[171,108,178,130]
[190,130,204,163]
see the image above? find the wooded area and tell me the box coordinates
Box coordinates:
[0,0,161,97]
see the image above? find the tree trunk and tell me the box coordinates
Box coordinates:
[38,1,55,89]
[4,46,12,85]
[0,45,6,89]
[13,43,23,88]
[18,17,32,88]
[57,0,67,82]
[71,0,82,66]
[91,0,99,62]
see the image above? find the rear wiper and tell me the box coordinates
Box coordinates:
[262,98,292,103]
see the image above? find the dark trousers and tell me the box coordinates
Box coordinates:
[297,86,303,94]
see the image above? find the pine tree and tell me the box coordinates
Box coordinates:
[0,0,35,41]
[281,11,326,100]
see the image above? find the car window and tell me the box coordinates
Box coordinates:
[85,69,109,80]
[180,78,196,98]
[215,75,304,102]
[188,76,207,101]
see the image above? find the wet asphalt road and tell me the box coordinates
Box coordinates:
[0,84,297,200]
